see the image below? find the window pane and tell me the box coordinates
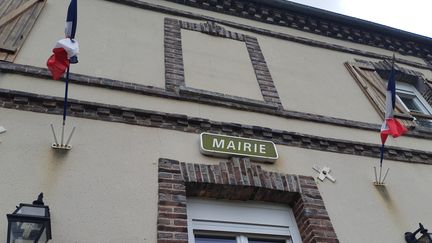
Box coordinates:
[399,96,423,113]
[416,119,432,128]
[195,236,236,243]
[249,240,285,243]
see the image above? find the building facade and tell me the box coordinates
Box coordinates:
[1,0,432,242]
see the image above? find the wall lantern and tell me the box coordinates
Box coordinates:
[6,193,52,243]
[405,223,432,243]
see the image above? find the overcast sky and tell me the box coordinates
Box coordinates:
[289,0,432,38]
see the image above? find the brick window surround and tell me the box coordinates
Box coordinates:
[164,18,283,108]
[157,157,339,243]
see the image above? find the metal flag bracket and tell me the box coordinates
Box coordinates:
[373,166,389,186]
[50,124,75,150]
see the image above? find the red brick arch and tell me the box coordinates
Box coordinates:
[157,157,339,243]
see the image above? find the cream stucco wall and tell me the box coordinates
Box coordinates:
[15,0,432,89]
[15,0,166,88]
[1,108,431,243]
[11,0,432,125]
[182,29,264,100]
[259,37,385,122]
[4,1,432,242]
[2,73,432,153]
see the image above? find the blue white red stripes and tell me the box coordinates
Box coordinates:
[47,0,79,80]
[65,0,77,39]
[380,59,407,144]
[379,57,407,165]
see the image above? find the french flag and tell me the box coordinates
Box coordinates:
[380,59,407,146]
[47,0,79,80]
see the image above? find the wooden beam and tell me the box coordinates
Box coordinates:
[0,0,40,29]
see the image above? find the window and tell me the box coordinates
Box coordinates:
[345,61,416,127]
[187,198,302,243]
[195,235,286,243]
[344,61,432,129]
[396,82,432,128]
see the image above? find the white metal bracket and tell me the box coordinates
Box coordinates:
[50,124,75,150]
[313,165,336,183]
[373,166,389,186]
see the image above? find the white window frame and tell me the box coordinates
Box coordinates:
[187,198,302,243]
[396,82,432,116]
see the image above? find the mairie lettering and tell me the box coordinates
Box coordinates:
[212,138,266,154]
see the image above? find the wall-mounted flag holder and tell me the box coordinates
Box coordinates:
[47,0,78,151]
[373,166,389,186]
[50,124,75,150]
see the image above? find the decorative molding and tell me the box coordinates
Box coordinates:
[178,86,277,109]
[1,88,432,164]
[2,62,432,139]
[164,17,283,107]
[162,0,432,62]
[104,0,432,72]
[157,157,339,243]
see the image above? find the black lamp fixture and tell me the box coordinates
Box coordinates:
[6,193,52,243]
[405,223,432,243]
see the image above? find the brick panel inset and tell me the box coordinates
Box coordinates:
[164,18,283,108]
[157,157,339,243]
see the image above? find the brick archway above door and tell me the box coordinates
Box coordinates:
[157,157,339,243]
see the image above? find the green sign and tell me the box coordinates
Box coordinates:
[200,133,278,162]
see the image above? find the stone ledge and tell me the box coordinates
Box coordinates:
[178,86,277,109]
[1,88,432,165]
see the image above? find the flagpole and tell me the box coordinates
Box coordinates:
[61,65,70,145]
[47,0,77,150]
[379,143,385,183]
[374,53,407,186]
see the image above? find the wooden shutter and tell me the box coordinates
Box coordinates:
[0,0,47,62]
[344,61,416,128]
[422,79,432,106]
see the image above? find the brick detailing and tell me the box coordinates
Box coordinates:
[1,88,432,164]
[164,18,185,92]
[158,158,188,243]
[0,61,394,134]
[0,61,173,98]
[294,176,338,243]
[158,158,339,243]
[164,17,283,107]
[178,86,277,109]
[162,0,432,62]
[181,21,245,41]
[104,0,432,71]
[367,59,425,84]
[244,36,282,107]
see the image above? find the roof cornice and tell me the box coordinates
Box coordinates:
[250,0,432,45]
[163,0,432,62]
